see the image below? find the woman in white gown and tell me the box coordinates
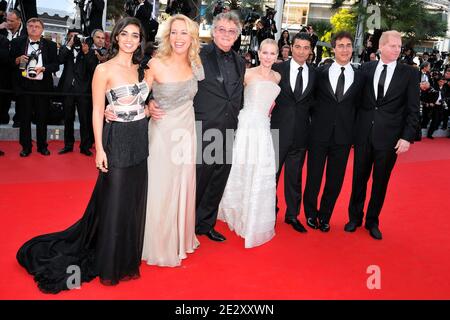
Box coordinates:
[218,39,281,248]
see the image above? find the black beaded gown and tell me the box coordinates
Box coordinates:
[16,80,150,294]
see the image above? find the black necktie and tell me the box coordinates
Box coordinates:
[377,64,387,102]
[294,66,303,97]
[335,66,345,101]
[30,41,40,45]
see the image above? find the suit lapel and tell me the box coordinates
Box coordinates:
[340,65,359,101]
[229,50,244,96]
[324,64,336,100]
[37,38,48,71]
[233,50,244,81]
[283,60,295,100]
[368,62,378,103]
[299,63,314,101]
[382,63,402,101]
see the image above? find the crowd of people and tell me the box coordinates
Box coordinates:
[9,8,422,295]
[0,8,109,157]
[0,0,161,158]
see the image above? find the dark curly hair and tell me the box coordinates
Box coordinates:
[106,17,146,65]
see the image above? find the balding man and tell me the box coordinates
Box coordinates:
[345,30,420,240]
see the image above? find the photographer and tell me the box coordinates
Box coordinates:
[84,0,105,36]
[259,7,277,40]
[0,10,27,127]
[213,0,224,16]
[57,29,96,156]
[10,17,58,157]
[419,62,433,131]
[134,0,153,42]
[165,0,191,16]
[427,74,449,139]
[89,29,107,63]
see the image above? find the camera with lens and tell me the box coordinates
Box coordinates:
[73,34,88,48]
[442,97,450,110]
[26,51,40,78]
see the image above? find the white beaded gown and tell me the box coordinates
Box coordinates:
[218,80,281,248]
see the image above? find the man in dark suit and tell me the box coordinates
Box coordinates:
[14,0,38,22]
[10,18,59,157]
[345,30,420,240]
[303,31,364,232]
[148,12,245,242]
[193,12,245,241]
[134,0,153,42]
[0,10,27,126]
[57,29,97,156]
[0,33,10,124]
[426,74,449,139]
[85,0,104,36]
[271,32,316,233]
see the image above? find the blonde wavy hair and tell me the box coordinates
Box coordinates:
[156,14,201,67]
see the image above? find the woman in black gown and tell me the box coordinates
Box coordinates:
[16,17,150,294]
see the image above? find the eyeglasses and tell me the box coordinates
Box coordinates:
[215,27,238,37]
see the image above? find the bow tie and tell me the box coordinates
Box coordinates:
[30,41,40,45]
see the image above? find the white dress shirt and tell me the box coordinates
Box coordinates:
[328,62,354,95]
[373,59,397,99]
[290,58,309,94]
[7,24,23,41]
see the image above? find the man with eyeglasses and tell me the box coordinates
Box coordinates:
[192,12,246,242]
[148,12,245,242]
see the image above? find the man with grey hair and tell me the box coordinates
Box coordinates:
[346,30,419,240]
[149,12,245,242]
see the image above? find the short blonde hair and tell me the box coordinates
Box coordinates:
[259,38,278,52]
[379,30,402,46]
[156,14,201,67]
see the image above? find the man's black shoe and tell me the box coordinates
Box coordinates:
[80,149,93,156]
[285,218,307,233]
[306,217,319,229]
[344,221,362,232]
[365,225,382,240]
[319,220,330,232]
[20,149,31,157]
[37,148,50,156]
[58,146,73,154]
[205,229,226,242]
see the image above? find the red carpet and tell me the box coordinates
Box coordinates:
[1,139,450,300]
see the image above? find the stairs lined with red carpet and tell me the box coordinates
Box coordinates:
[0,139,449,299]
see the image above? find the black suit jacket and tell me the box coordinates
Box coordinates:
[310,63,364,145]
[271,59,316,149]
[135,1,153,42]
[9,36,59,91]
[57,45,96,93]
[354,61,420,149]
[193,43,245,132]
[87,0,105,34]
[0,34,9,88]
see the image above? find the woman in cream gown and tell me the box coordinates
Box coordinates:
[141,15,203,267]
